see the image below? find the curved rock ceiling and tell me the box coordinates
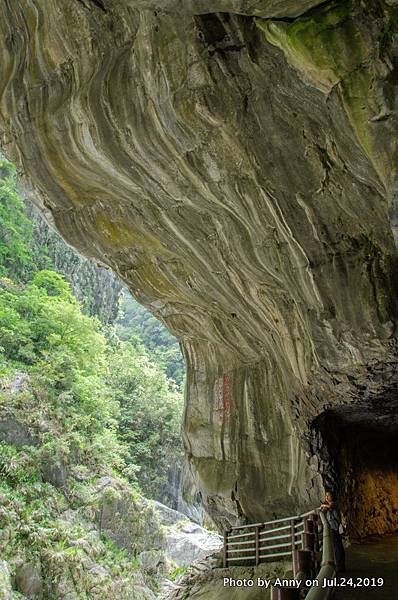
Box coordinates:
[131,0,324,18]
[1,0,398,526]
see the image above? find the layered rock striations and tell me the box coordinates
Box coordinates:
[1,0,398,533]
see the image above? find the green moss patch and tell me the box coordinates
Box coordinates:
[256,1,388,182]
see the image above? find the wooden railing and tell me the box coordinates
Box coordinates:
[223,509,317,567]
[223,509,336,600]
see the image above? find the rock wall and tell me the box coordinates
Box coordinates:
[312,395,398,538]
[159,460,205,524]
[1,0,398,527]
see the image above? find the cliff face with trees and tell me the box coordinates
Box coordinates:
[0,271,167,599]
[0,159,191,598]
[1,0,398,540]
[0,157,184,502]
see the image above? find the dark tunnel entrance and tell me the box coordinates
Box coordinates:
[311,393,398,540]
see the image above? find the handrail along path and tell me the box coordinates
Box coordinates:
[223,508,335,599]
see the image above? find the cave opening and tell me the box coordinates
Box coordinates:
[311,393,398,540]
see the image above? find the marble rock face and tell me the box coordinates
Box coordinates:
[1,1,398,529]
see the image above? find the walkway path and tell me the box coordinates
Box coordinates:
[334,534,398,599]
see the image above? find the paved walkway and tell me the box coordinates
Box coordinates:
[334,534,398,599]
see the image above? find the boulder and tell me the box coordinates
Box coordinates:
[15,563,43,599]
[40,459,69,488]
[165,522,222,567]
[152,500,187,526]
[0,418,38,448]
[139,549,167,573]
[97,480,166,555]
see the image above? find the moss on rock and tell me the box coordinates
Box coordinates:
[256,1,387,182]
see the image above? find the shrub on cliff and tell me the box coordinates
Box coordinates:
[0,270,183,495]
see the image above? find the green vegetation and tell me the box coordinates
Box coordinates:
[0,427,162,597]
[0,157,184,385]
[169,565,189,581]
[256,0,393,185]
[107,336,183,497]
[0,260,184,500]
[116,291,185,388]
[0,161,36,281]
[0,156,184,496]
[0,157,186,596]
[0,157,123,322]
[0,273,168,596]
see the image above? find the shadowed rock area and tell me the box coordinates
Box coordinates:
[334,534,398,599]
[312,392,398,538]
[1,0,398,528]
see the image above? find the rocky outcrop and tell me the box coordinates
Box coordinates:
[97,477,166,557]
[0,416,39,448]
[151,500,222,567]
[1,0,398,529]
[132,0,324,18]
[165,521,222,567]
[160,460,205,524]
[159,556,291,600]
[15,562,44,599]
[165,516,221,568]
[0,379,164,599]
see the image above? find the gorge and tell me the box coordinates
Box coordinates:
[1,0,398,546]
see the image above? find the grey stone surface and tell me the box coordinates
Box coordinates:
[165,521,222,566]
[160,460,205,524]
[1,1,398,528]
[0,417,38,448]
[40,459,69,488]
[139,549,166,573]
[152,500,187,526]
[15,563,43,600]
[97,479,166,555]
[0,562,12,600]
[159,559,290,599]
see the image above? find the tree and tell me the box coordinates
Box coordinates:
[106,339,184,498]
[0,159,35,280]
[116,292,185,388]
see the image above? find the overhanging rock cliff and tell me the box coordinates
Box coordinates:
[1,0,398,535]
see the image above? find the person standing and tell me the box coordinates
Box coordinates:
[320,490,346,573]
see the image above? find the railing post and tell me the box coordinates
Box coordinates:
[309,513,320,570]
[291,519,296,554]
[255,525,260,566]
[304,519,315,534]
[303,530,315,551]
[291,518,299,576]
[271,587,300,599]
[223,529,229,568]
[303,517,317,578]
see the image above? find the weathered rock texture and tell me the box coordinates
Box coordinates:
[159,556,291,600]
[1,0,398,533]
